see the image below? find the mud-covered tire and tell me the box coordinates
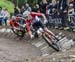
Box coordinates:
[12,28,25,37]
[16,30,25,37]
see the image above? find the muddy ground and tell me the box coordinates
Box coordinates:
[0,38,42,62]
[0,28,75,62]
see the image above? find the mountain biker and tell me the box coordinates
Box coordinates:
[9,14,25,30]
[23,11,55,39]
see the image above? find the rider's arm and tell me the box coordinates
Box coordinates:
[31,12,46,18]
[26,20,31,32]
[9,19,19,29]
[26,20,33,38]
[9,20,14,27]
[41,14,47,24]
[31,12,47,24]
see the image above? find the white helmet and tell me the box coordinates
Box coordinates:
[23,10,30,18]
[12,16,16,20]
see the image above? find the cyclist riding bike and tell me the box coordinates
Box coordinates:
[23,11,55,39]
[9,14,25,30]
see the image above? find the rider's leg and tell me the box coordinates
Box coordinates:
[36,28,44,37]
[44,27,60,40]
[28,31,34,39]
[44,31,53,41]
[45,28,59,41]
[44,27,55,36]
[44,27,59,41]
[32,20,44,36]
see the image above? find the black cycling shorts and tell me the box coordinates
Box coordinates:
[32,21,44,30]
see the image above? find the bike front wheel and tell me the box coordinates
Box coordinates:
[42,33,60,51]
[12,28,25,37]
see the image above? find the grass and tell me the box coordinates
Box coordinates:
[0,0,14,13]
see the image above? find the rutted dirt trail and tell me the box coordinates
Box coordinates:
[0,28,75,62]
[0,38,41,62]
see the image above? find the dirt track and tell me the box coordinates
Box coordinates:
[0,28,75,62]
[0,38,41,62]
[50,28,75,40]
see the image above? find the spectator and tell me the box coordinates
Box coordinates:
[0,7,4,25]
[32,4,40,12]
[25,3,32,12]
[36,4,41,12]
[69,0,75,11]
[68,4,75,15]
[40,0,48,14]
[32,6,36,12]
[20,5,25,14]
[54,0,60,14]
[2,8,10,26]
[68,3,75,27]
[14,6,19,16]
[52,0,57,6]
[58,0,69,29]
[46,3,54,15]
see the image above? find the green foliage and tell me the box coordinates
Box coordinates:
[0,0,14,13]
[8,0,40,7]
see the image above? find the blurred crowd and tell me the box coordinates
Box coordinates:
[13,0,75,31]
[0,7,10,26]
[0,0,75,31]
